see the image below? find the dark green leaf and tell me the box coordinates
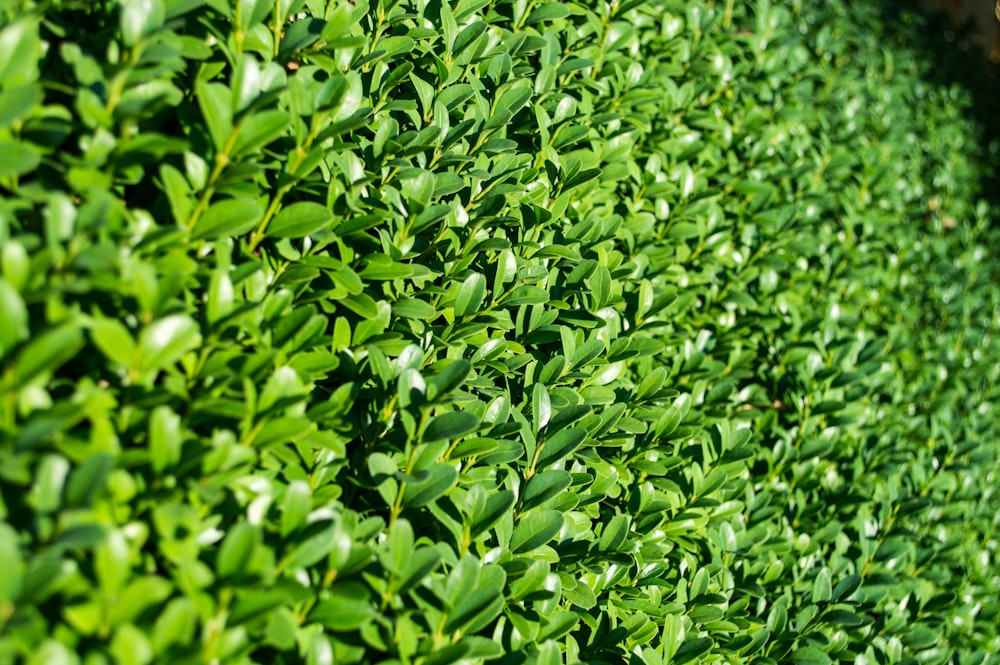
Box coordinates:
[471,490,515,537]
[267,201,335,238]
[526,3,571,24]
[424,411,479,442]
[191,198,263,240]
[310,584,376,632]
[455,272,487,317]
[137,315,201,372]
[452,21,486,58]
[403,463,458,507]
[120,0,165,46]
[674,637,714,665]
[0,18,40,86]
[0,522,23,604]
[521,470,572,512]
[16,324,85,384]
[510,510,563,554]
[216,522,258,580]
[788,646,833,665]
[0,142,40,177]
[0,84,41,127]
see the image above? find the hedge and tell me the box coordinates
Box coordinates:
[1,0,999,664]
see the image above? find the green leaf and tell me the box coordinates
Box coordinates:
[874,539,908,562]
[424,411,479,442]
[0,141,40,177]
[0,17,40,86]
[521,470,572,512]
[428,360,472,402]
[163,0,204,19]
[238,0,271,33]
[253,416,314,448]
[536,427,586,468]
[501,285,549,307]
[231,54,261,114]
[278,16,325,59]
[812,568,832,603]
[228,588,298,626]
[510,510,563,554]
[332,71,363,122]
[0,84,41,127]
[450,437,499,459]
[674,637,714,665]
[471,490,515,537]
[537,612,579,643]
[381,518,414,575]
[395,547,442,593]
[526,3,571,24]
[16,324,85,384]
[310,583,375,631]
[452,21,486,58]
[216,522,259,581]
[0,522,23,604]
[54,523,106,549]
[359,255,414,280]
[110,624,154,665]
[455,272,487,317]
[280,480,312,538]
[191,198,263,240]
[90,317,136,369]
[393,297,439,320]
[137,315,201,372]
[1,240,29,291]
[159,163,193,225]
[495,86,532,117]
[832,573,862,601]
[149,406,183,472]
[563,167,602,191]
[598,514,629,553]
[339,292,379,318]
[824,609,864,626]
[94,529,130,595]
[668,222,699,239]
[443,568,506,633]
[662,614,684,660]
[788,646,833,665]
[0,278,28,356]
[403,463,458,507]
[152,597,198,653]
[423,642,473,665]
[532,382,551,431]
[282,521,348,571]
[120,0,166,46]
[232,109,290,155]
[65,453,114,508]
[740,629,769,656]
[195,81,233,151]
[267,201,335,238]
[258,365,304,414]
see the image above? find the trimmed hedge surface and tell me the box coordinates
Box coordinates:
[1,1,999,664]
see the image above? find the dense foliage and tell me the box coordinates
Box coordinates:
[1,0,999,664]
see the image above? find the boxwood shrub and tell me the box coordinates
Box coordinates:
[1,0,998,664]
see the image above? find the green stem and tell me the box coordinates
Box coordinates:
[513,0,539,32]
[273,0,282,59]
[388,410,430,529]
[234,2,244,55]
[185,126,241,231]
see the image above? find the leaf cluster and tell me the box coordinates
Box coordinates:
[1,0,999,664]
